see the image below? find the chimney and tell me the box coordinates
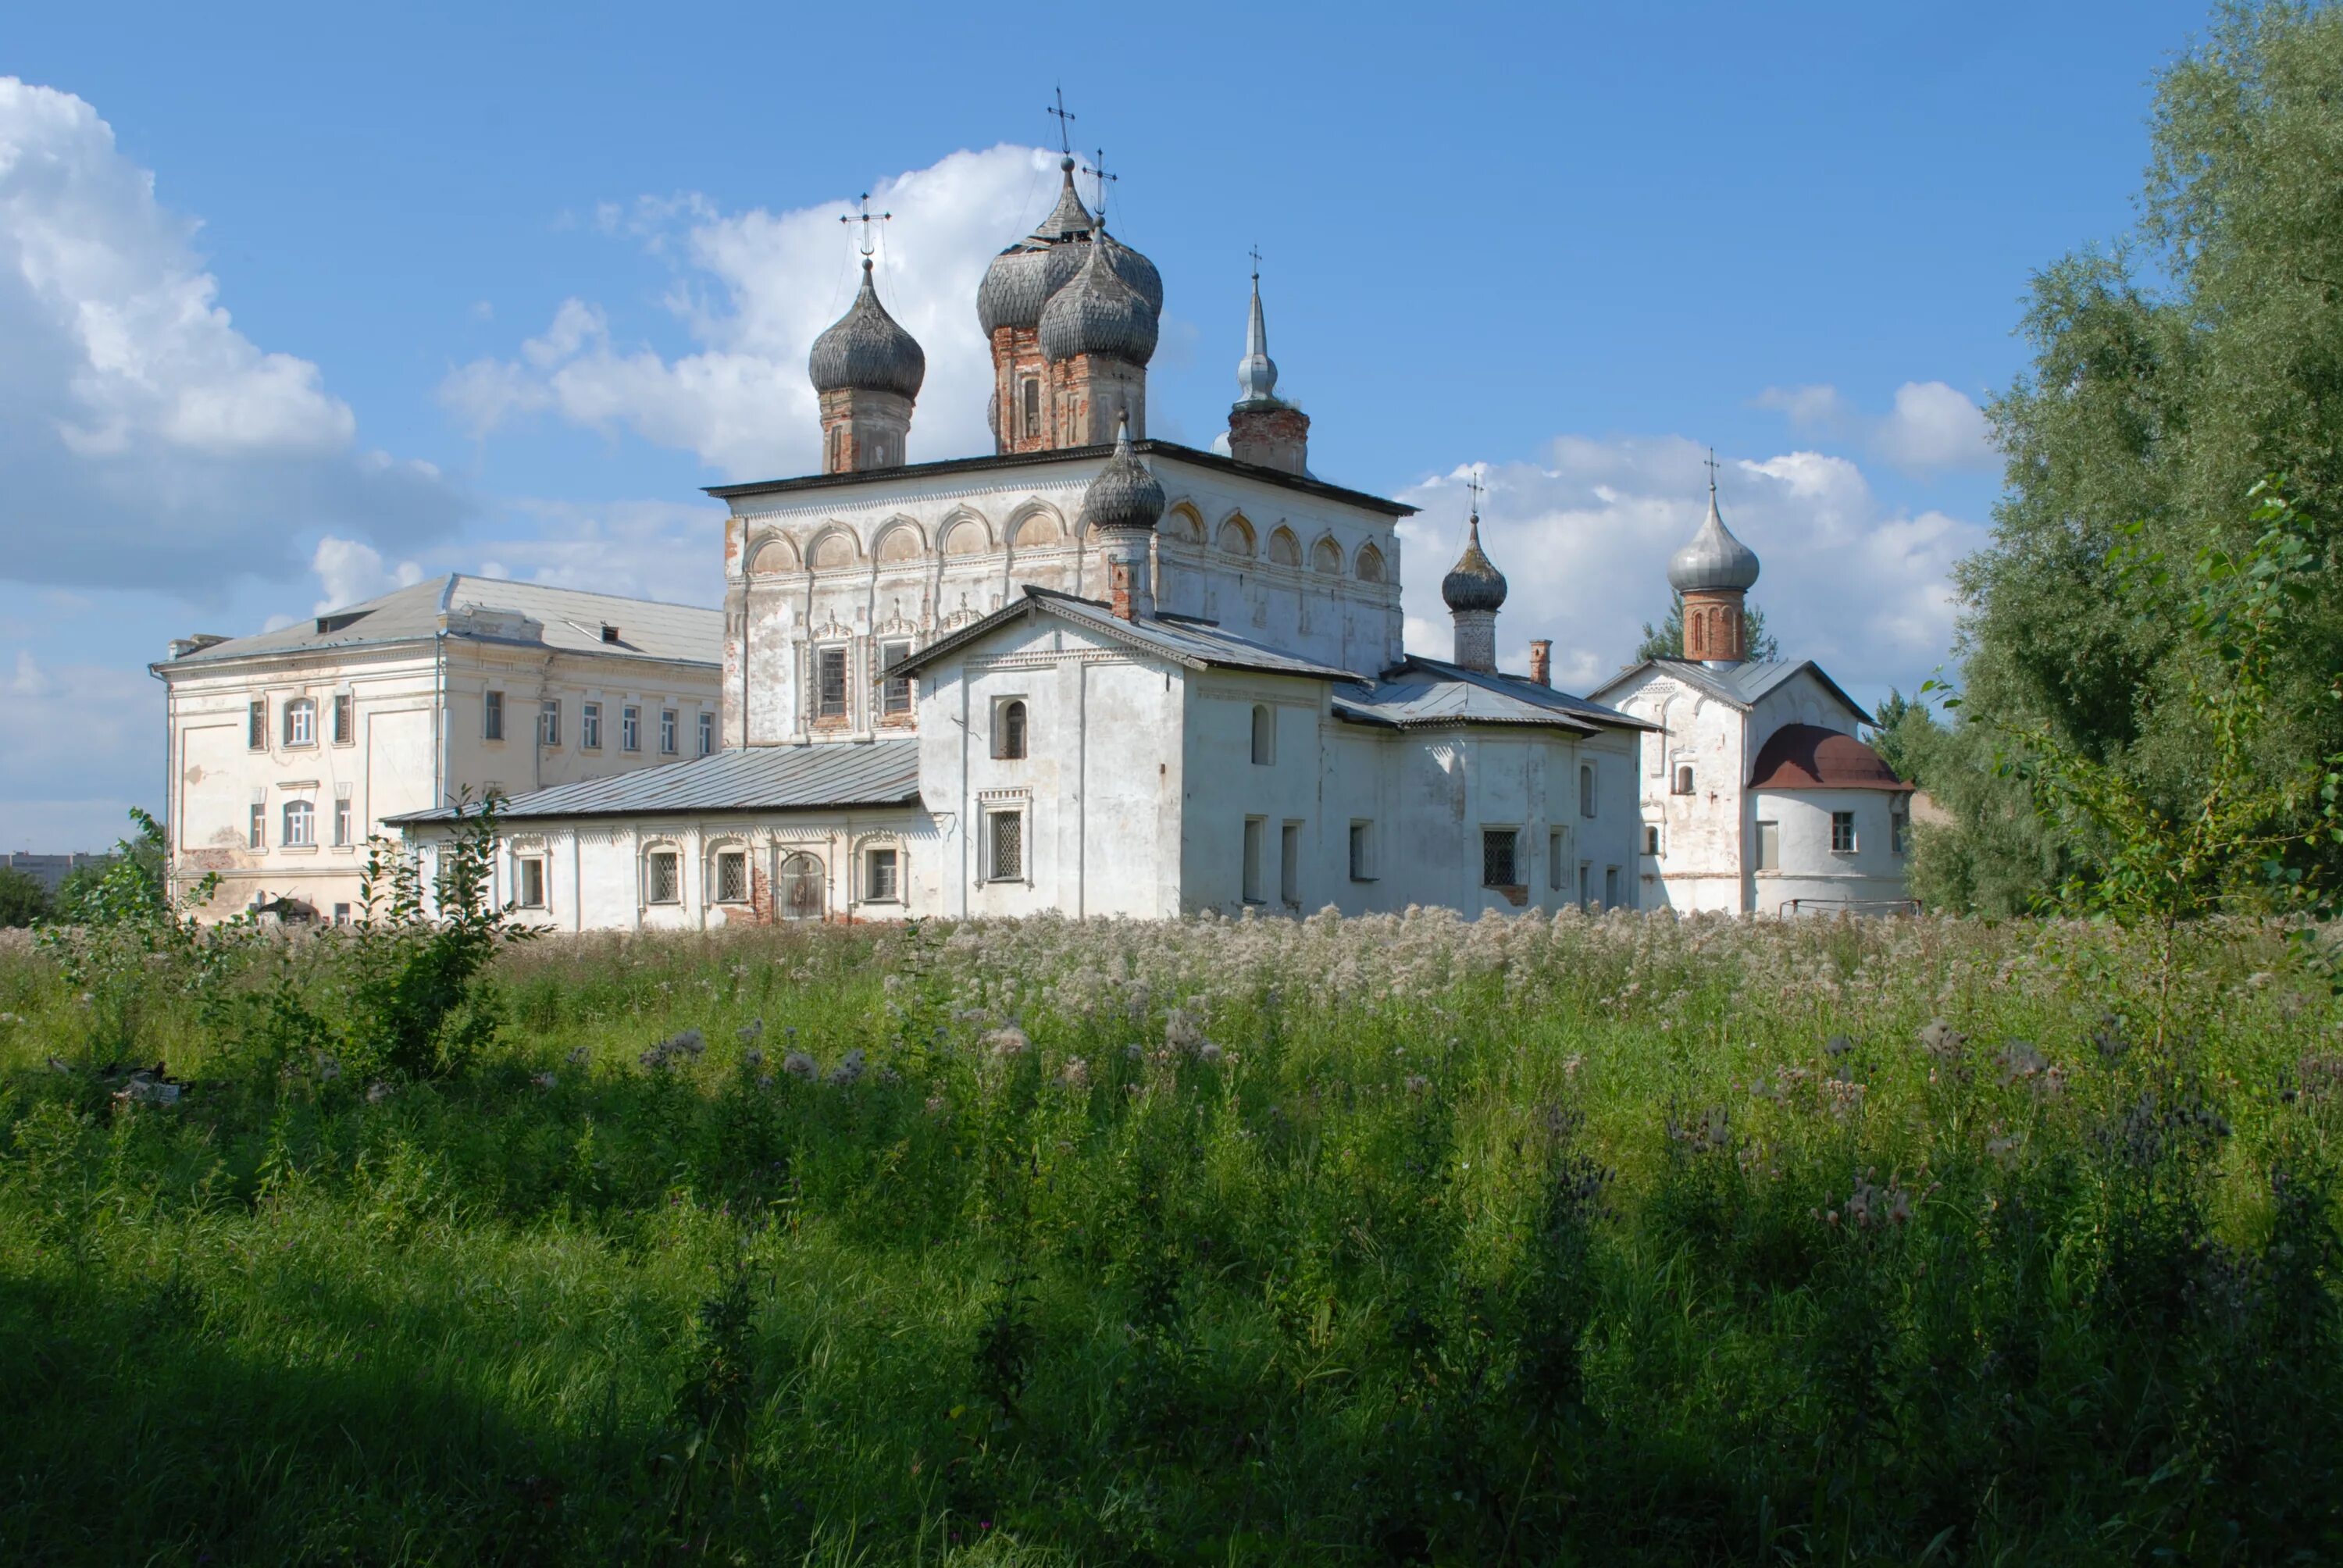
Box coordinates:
[1528,640,1551,688]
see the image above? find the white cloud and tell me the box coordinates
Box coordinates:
[462,497,728,608]
[311,536,424,613]
[1750,383,1849,430]
[1396,436,1985,704]
[0,645,157,851]
[445,145,1075,479]
[1751,379,1995,474]
[0,77,465,591]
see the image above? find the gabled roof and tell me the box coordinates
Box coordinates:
[1332,656,1651,735]
[157,575,722,671]
[393,740,922,825]
[1586,657,1874,725]
[887,586,1364,682]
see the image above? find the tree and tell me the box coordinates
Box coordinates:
[1929,2,2343,910]
[0,868,49,928]
[1632,594,1780,663]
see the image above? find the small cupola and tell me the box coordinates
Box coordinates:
[1226,260,1311,475]
[1667,457,1762,664]
[1077,413,1166,620]
[1442,476,1507,672]
[809,258,926,472]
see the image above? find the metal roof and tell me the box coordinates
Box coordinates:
[1334,656,1650,735]
[393,740,922,825]
[889,586,1365,682]
[159,575,722,671]
[1588,657,1875,726]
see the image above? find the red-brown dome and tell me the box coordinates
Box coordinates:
[1746,724,1912,791]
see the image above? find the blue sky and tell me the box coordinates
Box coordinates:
[2,0,2213,849]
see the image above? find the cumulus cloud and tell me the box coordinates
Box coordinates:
[1751,379,1995,474]
[1396,437,1985,704]
[444,145,1079,479]
[467,498,728,608]
[311,536,424,614]
[0,77,465,592]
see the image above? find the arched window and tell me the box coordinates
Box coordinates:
[282,799,315,846]
[1579,762,1596,819]
[1673,763,1695,796]
[1250,704,1275,766]
[284,698,316,747]
[1355,543,1385,583]
[778,852,825,921]
[996,700,1029,760]
[1022,378,1041,438]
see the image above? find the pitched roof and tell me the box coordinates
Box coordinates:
[888,586,1364,682]
[159,575,722,670]
[1586,657,1874,725]
[1746,724,1913,792]
[1332,656,1651,735]
[393,740,922,825]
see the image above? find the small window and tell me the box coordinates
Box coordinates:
[248,802,265,850]
[517,857,547,908]
[248,700,267,751]
[1579,762,1596,819]
[332,693,354,745]
[817,647,849,722]
[1605,866,1620,909]
[647,850,680,904]
[1755,820,1781,872]
[698,711,715,757]
[334,796,353,847]
[1831,811,1858,853]
[660,708,678,755]
[880,640,913,718]
[1280,821,1300,907]
[1892,800,1911,855]
[989,811,1024,882]
[333,903,351,925]
[1672,763,1694,796]
[865,846,900,902]
[1482,828,1519,889]
[1349,820,1375,882]
[1550,829,1566,889]
[581,702,602,750]
[1578,861,1592,910]
[283,800,315,847]
[1643,824,1661,857]
[483,690,504,741]
[622,705,640,752]
[714,850,748,903]
[779,851,824,921]
[996,699,1029,760]
[539,700,561,747]
[1242,818,1265,903]
[284,698,316,748]
[1022,376,1041,438]
[1250,704,1275,766]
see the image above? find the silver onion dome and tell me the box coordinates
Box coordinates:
[977,159,1163,336]
[808,260,925,399]
[1441,512,1508,613]
[1096,228,1163,315]
[1078,414,1165,533]
[1039,231,1159,366]
[1666,476,1762,593]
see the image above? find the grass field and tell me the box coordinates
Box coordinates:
[3,909,2340,1564]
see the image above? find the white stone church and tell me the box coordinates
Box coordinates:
[371,155,1913,925]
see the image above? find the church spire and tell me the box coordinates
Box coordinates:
[1225,248,1311,474]
[1236,251,1278,404]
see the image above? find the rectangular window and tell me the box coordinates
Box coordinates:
[866,846,900,902]
[989,811,1024,882]
[1280,821,1301,907]
[698,711,715,757]
[282,801,313,846]
[817,647,848,722]
[1022,376,1041,438]
[333,796,352,847]
[647,850,680,904]
[1550,829,1566,889]
[1482,828,1519,889]
[248,700,267,751]
[880,640,913,718]
[1242,817,1264,903]
[1643,824,1661,857]
[1671,763,1694,796]
[332,693,354,745]
[333,903,351,925]
[1756,820,1781,871]
[285,699,315,748]
[581,702,601,750]
[1892,801,1910,855]
[1579,762,1596,818]
[483,690,504,741]
[714,850,747,903]
[622,705,640,752]
[1605,865,1621,909]
[1578,861,1592,909]
[517,857,547,909]
[1349,820,1375,882]
[660,708,678,754]
[539,700,561,747]
[248,802,265,850]
[1831,811,1857,853]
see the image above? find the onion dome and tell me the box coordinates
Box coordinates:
[1746,725,1913,792]
[1441,509,1508,613]
[1667,472,1761,593]
[977,158,1096,334]
[1095,227,1163,315]
[1077,414,1165,533]
[1040,230,1159,365]
[808,260,925,398]
[1236,270,1278,404]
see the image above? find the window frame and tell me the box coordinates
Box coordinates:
[993,697,1029,761]
[333,794,353,848]
[516,856,547,910]
[1578,761,1597,819]
[1671,762,1695,796]
[660,707,679,755]
[282,798,315,847]
[483,690,505,742]
[645,848,682,906]
[1021,376,1042,439]
[622,705,641,752]
[987,808,1025,883]
[331,693,355,746]
[1279,820,1302,909]
[1250,703,1275,766]
[712,848,749,905]
[1348,819,1376,882]
[1242,816,1265,904]
[248,800,265,850]
[879,640,914,719]
[284,697,317,749]
[1831,811,1859,854]
[1754,819,1781,873]
[538,699,562,748]
[1550,828,1567,889]
[815,645,851,724]
[1604,865,1621,910]
[1482,826,1521,889]
[863,844,901,903]
[697,711,715,757]
[248,699,267,751]
[581,701,602,750]
[1891,799,1910,855]
[1643,823,1662,857]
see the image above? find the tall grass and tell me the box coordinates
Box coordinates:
[2,911,2339,1564]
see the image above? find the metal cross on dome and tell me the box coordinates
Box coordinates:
[840,193,891,259]
[1703,447,1722,487]
[1084,148,1117,223]
[1466,468,1485,519]
[1248,243,1263,280]
[1047,87,1076,155]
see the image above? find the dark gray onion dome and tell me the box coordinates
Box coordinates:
[1078,415,1165,533]
[809,261,925,398]
[1034,156,1096,241]
[1441,514,1508,612]
[1040,233,1159,365]
[1094,228,1163,314]
[977,159,1099,334]
[1667,481,1761,593]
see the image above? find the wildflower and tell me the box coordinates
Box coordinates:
[531,1071,557,1091]
[1196,1041,1225,1066]
[1917,1018,1967,1060]
[1125,1043,1143,1060]
[743,1047,765,1070]
[314,1053,341,1082]
[1825,1035,1855,1059]
[756,1073,776,1090]
[924,1094,948,1117]
[366,1082,394,1105]
[1995,1039,2048,1085]
[1563,1054,1583,1078]
[565,1046,590,1068]
[984,1026,1032,1060]
[665,1029,706,1058]
[783,1051,818,1082]
[1404,1074,1430,1096]
[829,1049,867,1086]
[1062,1057,1090,1090]
[738,1018,765,1043]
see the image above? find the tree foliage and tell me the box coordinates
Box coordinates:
[0,868,49,928]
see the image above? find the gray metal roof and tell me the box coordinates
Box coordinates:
[889,586,1364,683]
[160,575,722,671]
[1588,657,1875,725]
[1334,656,1649,735]
[394,740,922,825]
